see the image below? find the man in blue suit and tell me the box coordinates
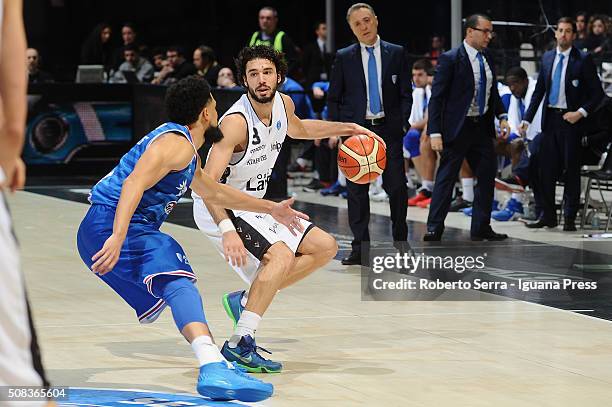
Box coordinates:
[425,14,511,241]
[521,17,604,231]
[327,2,412,265]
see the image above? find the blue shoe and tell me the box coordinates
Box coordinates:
[492,198,523,221]
[463,199,498,217]
[222,290,245,328]
[196,361,273,402]
[221,335,283,373]
[340,190,348,199]
[320,181,346,196]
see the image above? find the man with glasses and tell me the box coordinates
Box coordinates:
[425,13,511,241]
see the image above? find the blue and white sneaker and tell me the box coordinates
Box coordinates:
[492,198,523,221]
[222,290,245,328]
[462,200,498,217]
[196,361,274,402]
[221,335,283,373]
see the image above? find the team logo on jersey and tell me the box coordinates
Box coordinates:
[276,120,281,130]
[176,179,188,196]
[164,201,177,214]
[175,252,190,265]
[270,141,282,152]
[246,172,271,191]
[269,222,279,234]
[246,154,267,165]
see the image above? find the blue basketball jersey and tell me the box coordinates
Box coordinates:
[89,122,198,228]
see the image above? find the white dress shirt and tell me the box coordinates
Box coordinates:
[548,46,571,109]
[463,40,493,116]
[360,35,384,119]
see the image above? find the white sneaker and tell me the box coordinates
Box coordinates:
[370,191,388,202]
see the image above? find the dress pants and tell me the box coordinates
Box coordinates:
[426,117,497,235]
[538,109,581,222]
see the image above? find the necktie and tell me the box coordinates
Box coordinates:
[518,99,525,121]
[549,53,564,106]
[367,47,381,114]
[423,92,428,114]
[476,52,486,115]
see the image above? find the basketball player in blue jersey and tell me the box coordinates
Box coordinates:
[76,76,309,402]
[193,46,385,373]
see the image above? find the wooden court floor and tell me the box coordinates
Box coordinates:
[10,191,612,406]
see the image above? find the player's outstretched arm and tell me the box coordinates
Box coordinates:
[281,94,386,148]
[92,134,194,274]
[0,0,27,191]
[191,169,309,235]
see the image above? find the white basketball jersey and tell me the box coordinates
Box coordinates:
[219,92,288,197]
[193,92,288,219]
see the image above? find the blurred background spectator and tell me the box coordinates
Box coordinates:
[193,45,221,85]
[109,43,154,83]
[80,22,114,73]
[27,48,53,83]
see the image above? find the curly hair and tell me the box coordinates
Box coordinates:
[164,75,212,125]
[234,45,287,87]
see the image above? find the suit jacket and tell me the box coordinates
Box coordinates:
[327,40,412,137]
[427,44,505,142]
[301,41,333,88]
[524,46,604,127]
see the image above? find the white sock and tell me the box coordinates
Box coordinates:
[405,173,415,189]
[422,180,434,192]
[337,169,346,186]
[462,178,474,202]
[229,310,262,348]
[191,335,225,367]
[240,291,248,308]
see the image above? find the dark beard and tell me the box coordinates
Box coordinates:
[248,84,277,104]
[204,125,224,144]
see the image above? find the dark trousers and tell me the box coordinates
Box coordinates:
[347,121,408,252]
[427,118,497,235]
[315,141,338,183]
[539,109,581,222]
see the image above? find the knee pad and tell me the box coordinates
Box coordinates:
[403,129,421,158]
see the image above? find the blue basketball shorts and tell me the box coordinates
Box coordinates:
[403,129,421,159]
[76,204,196,323]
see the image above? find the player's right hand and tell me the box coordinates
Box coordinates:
[271,197,310,236]
[91,233,124,275]
[222,231,248,268]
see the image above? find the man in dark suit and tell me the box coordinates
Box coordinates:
[425,14,511,241]
[521,17,604,231]
[328,3,412,265]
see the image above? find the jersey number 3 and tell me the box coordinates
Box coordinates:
[252,128,261,145]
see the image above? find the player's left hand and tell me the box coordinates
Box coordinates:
[498,119,511,140]
[563,111,583,124]
[91,233,124,275]
[270,197,309,236]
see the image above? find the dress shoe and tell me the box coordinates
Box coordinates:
[563,217,577,232]
[341,252,362,266]
[471,230,508,241]
[423,229,443,241]
[525,219,557,229]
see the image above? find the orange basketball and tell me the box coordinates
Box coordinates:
[337,134,386,184]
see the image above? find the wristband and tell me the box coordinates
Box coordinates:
[218,219,236,234]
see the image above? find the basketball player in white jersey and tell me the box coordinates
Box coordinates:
[0,0,55,406]
[193,45,384,373]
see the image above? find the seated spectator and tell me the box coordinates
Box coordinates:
[27,48,53,83]
[584,14,610,54]
[80,22,113,72]
[112,22,147,70]
[574,11,589,50]
[109,43,154,83]
[424,35,446,65]
[216,67,240,89]
[193,45,221,85]
[152,46,196,85]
